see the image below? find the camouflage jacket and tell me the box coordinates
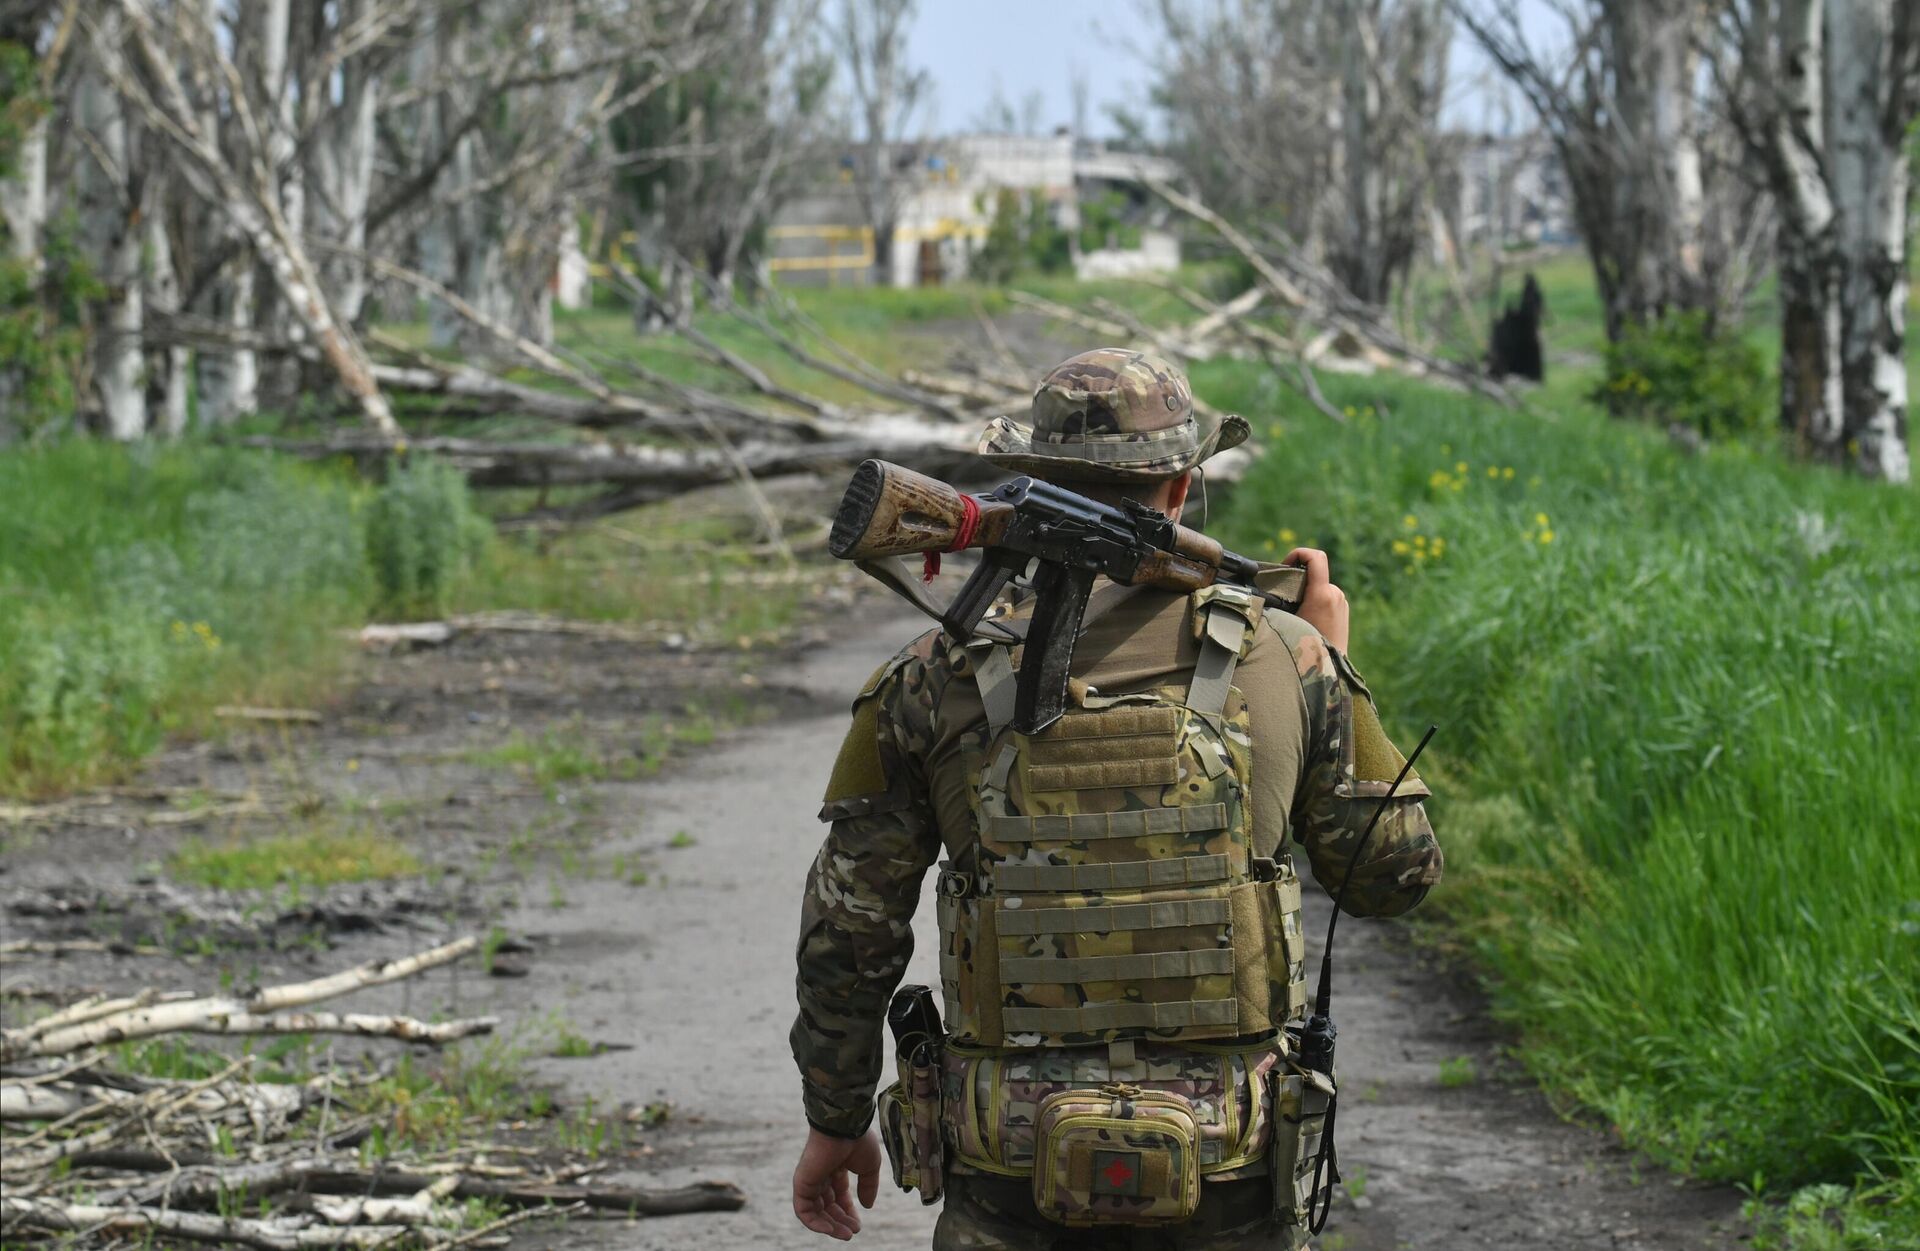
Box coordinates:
[791,588,1441,1138]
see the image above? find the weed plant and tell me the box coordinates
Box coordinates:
[0,443,368,794]
[1220,368,1920,1241]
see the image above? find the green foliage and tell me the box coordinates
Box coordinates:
[364,457,490,617]
[1437,1056,1477,1089]
[1596,311,1771,439]
[1221,366,1920,1241]
[970,188,1072,284]
[1077,189,1144,254]
[0,42,97,434]
[0,443,369,795]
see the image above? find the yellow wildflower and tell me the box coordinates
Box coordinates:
[1402,514,1419,529]
[1392,539,1411,555]
[1413,534,1427,548]
[1535,512,1549,527]
[1455,461,1468,474]
[1539,529,1555,544]
[1279,528,1297,544]
[1502,466,1516,480]
[1343,405,1357,418]
[1431,537,1447,557]
[1263,539,1276,553]
[1487,465,1500,478]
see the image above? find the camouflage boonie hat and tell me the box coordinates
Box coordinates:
[978,348,1249,483]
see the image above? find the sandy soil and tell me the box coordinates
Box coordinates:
[1,600,1749,1251]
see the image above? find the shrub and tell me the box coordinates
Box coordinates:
[1595,311,1771,439]
[0,443,369,794]
[364,458,490,617]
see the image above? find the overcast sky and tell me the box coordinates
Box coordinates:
[903,0,1552,139]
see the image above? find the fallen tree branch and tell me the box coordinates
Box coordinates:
[3,939,480,1060]
[2,1198,415,1250]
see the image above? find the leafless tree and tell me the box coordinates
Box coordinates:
[1453,0,1769,342]
[1712,0,1916,482]
[836,0,928,289]
[1149,0,1453,307]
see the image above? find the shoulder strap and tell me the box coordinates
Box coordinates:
[1187,586,1258,715]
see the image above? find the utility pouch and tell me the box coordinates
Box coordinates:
[1031,1084,1201,1228]
[879,1044,946,1204]
[878,1081,919,1193]
[1268,1064,1336,1227]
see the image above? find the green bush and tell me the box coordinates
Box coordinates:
[1222,368,1920,1239]
[971,188,1072,284]
[364,458,490,617]
[0,443,370,794]
[1596,311,1771,439]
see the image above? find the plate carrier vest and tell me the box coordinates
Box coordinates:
[934,583,1308,1051]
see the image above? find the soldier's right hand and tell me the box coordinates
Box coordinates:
[792,1126,883,1240]
[1285,547,1351,652]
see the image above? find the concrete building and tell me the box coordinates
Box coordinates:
[768,133,1185,288]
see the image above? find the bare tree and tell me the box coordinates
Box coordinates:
[836,0,927,288]
[1455,0,1766,341]
[609,0,831,324]
[1150,0,1452,307]
[1714,0,1915,482]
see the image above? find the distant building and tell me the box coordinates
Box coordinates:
[769,133,1184,288]
[1446,132,1577,249]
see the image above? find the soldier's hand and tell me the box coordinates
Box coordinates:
[792,1126,883,1240]
[1285,547,1351,652]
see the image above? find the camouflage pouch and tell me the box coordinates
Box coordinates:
[878,1047,947,1204]
[1268,1064,1336,1227]
[878,1081,920,1193]
[1031,1084,1202,1227]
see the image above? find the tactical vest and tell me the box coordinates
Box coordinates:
[935,583,1308,1051]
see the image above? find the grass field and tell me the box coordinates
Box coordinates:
[1215,296,1920,1246]
[0,445,806,797]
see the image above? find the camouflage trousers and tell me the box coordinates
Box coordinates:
[932,1174,1308,1251]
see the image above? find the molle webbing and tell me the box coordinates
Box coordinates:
[1028,759,1177,792]
[1000,948,1234,983]
[985,804,1229,844]
[992,852,1231,892]
[995,897,1230,936]
[1044,707,1178,740]
[1021,708,1180,793]
[1002,999,1239,1033]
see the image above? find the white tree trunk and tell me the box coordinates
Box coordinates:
[143,194,190,436]
[305,1,378,324]
[1,113,45,264]
[76,11,146,439]
[1825,0,1911,483]
[190,0,255,422]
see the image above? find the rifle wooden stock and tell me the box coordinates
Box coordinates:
[828,460,1013,560]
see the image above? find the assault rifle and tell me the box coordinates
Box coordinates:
[828,460,1305,734]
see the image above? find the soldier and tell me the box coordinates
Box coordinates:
[791,349,1442,1249]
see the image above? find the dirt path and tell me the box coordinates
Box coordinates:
[1,605,1749,1250]
[475,608,1749,1251]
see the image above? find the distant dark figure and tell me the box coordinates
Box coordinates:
[1488,273,1546,382]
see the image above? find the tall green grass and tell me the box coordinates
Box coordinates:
[1219,369,1920,1240]
[0,442,371,794]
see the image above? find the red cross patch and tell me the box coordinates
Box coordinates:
[1092,1149,1142,1197]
